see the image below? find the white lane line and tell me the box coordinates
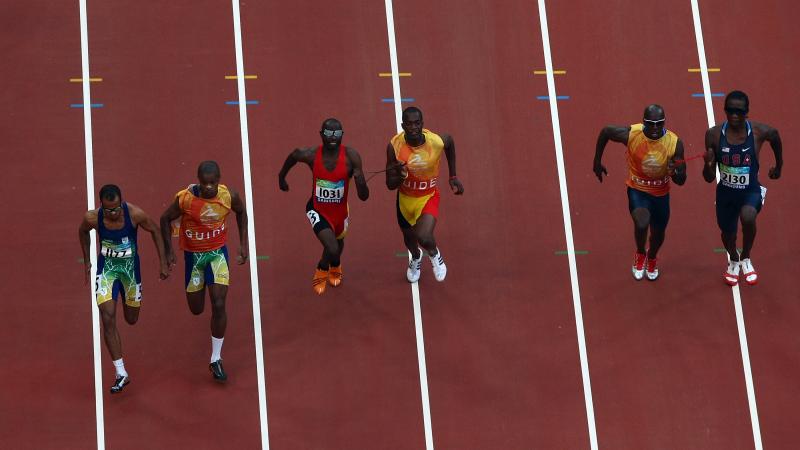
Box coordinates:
[689,1,763,448]
[78,1,105,448]
[383,1,434,448]
[536,1,598,449]
[231,1,270,448]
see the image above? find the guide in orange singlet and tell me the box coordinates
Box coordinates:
[385,106,464,283]
[278,118,369,295]
[160,160,249,382]
[593,104,687,281]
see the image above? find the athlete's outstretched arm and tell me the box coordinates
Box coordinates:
[129,203,169,279]
[442,134,464,195]
[278,147,315,191]
[761,124,783,179]
[231,191,249,265]
[160,198,182,268]
[78,211,98,285]
[669,139,687,186]
[385,144,406,190]
[347,147,369,201]
[593,125,630,183]
[702,127,718,183]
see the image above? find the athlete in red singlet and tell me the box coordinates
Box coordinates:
[279,118,369,295]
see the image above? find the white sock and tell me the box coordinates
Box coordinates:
[113,358,127,377]
[211,336,224,363]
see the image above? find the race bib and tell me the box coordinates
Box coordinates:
[719,164,750,189]
[315,179,345,203]
[100,244,133,258]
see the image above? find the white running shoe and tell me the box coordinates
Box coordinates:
[740,258,758,285]
[406,249,423,283]
[429,248,447,282]
[724,260,741,286]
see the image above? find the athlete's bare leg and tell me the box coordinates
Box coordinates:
[631,208,650,254]
[99,300,122,360]
[186,289,206,315]
[414,214,439,256]
[647,226,666,259]
[208,284,227,338]
[739,205,758,260]
[122,301,139,325]
[315,227,342,269]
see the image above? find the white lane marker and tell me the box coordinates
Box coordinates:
[78,1,105,448]
[536,1,598,448]
[231,1,270,448]
[383,1,434,448]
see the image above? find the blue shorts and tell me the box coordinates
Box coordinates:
[716,185,763,233]
[627,187,670,230]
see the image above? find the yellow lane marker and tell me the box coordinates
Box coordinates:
[534,70,566,75]
[69,78,103,82]
[225,75,258,79]
[379,72,412,77]
[688,68,720,72]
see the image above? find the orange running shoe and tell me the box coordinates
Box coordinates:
[312,268,328,295]
[328,265,343,287]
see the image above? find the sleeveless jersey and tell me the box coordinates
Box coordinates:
[391,129,444,197]
[97,202,138,259]
[626,124,678,196]
[176,184,232,252]
[311,145,350,221]
[716,121,760,192]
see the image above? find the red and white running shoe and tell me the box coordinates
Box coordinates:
[632,252,646,281]
[740,258,758,285]
[723,260,740,286]
[645,256,659,281]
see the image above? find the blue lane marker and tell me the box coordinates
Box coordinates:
[536,95,570,100]
[692,93,724,97]
[226,100,260,105]
[381,98,415,103]
[70,103,104,108]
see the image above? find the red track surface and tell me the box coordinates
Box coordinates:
[2,1,796,449]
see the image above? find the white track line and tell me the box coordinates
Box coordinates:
[383,1,434,448]
[536,1,598,449]
[230,1,270,448]
[689,2,762,448]
[78,1,105,449]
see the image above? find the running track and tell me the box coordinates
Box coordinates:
[1,1,797,449]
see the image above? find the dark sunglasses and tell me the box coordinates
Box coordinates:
[103,206,123,214]
[643,118,666,126]
[725,107,748,116]
[321,129,343,137]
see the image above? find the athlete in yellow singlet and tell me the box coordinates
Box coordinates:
[386,106,464,283]
[593,104,687,281]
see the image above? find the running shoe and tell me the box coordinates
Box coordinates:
[313,268,328,295]
[429,248,447,282]
[645,256,659,281]
[724,260,741,286]
[110,375,130,394]
[741,258,758,285]
[328,265,343,287]
[209,359,227,382]
[407,249,423,283]
[632,252,646,281]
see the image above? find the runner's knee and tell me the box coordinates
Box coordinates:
[740,207,757,225]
